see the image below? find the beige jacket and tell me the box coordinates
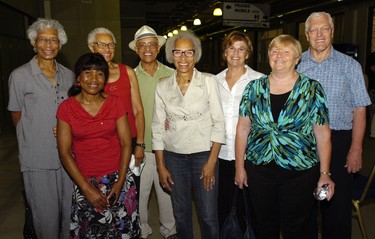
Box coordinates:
[152,68,225,154]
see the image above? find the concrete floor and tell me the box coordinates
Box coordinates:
[0,123,374,239]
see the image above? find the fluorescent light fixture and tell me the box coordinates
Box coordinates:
[193,18,201,25]
[180,25,187,31]
[213,8,222,16]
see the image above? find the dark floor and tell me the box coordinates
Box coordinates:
[0,122,374,239]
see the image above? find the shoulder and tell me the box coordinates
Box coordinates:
[10,61,32,79]
[245,66,265,80]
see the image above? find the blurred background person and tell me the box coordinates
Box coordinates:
[7,18,74,239]
[216,30,264,232]
[298,12,371,238]
[129,25,177,239]
[57,53,138,238]
[235,34,334,238]
[152,31,225,239]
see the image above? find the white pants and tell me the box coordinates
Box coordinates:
[139,152,176,238]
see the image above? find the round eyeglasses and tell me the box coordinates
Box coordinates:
[136,42,159,50]
[93,42,116,49]
[172,49,195,58]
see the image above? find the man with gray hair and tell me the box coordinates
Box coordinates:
[129,25,177,239]
[297,12,371,238]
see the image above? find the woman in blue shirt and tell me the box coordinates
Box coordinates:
[235,35,335,238]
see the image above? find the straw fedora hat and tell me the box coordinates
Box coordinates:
[128,25,166,51]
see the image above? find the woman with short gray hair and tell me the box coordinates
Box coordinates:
[152,31,225,239]
[7,17,74,239]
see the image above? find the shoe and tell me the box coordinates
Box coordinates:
[166,234,178,239]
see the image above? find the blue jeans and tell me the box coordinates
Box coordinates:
[165,150,219,239]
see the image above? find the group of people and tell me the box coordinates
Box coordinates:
[7,11,371,239]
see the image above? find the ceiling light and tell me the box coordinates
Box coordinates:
[180,25,187,31]
[168,32,173,37]
[173,29,179,35]
[193,18,201,26]
[163,35,167,39]
[213,8,222,16]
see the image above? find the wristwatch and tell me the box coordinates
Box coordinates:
[135,143,146,149]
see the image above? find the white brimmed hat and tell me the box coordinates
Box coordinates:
[128,25,166,51]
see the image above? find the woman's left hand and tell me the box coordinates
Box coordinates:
[107,181,123,207]
[317,174,335,201]
[134,146,144,166]
[200,160,216,191]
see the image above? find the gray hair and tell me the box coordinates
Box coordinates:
[87,27,116,45]
[165,31,202,63]
[305,12,334,33]
[27,18,67,51]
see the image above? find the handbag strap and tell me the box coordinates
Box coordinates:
[242,187,251,222]
[231,186,239,210]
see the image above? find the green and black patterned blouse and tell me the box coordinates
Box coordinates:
[239,73,329,171]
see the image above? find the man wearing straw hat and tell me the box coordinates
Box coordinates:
[129,25,177,239]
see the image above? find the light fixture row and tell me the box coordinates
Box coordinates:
[163,7,222,38]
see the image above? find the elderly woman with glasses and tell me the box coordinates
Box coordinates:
[152,31,225,239]
[87,27,145,169]
[7,18,74,239]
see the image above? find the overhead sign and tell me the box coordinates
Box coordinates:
[223,2,270,28]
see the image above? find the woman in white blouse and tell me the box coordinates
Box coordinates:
[152,31,225,239]
[216,31,264,232]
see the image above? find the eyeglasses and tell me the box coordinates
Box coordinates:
[308,26,331,35]
[35,38,60,45]
[136,42,159,50]
[226,46,247,54]
[93,42,116,49]
[172,49,195,58]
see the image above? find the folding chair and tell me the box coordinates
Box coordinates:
[352,161,375,239]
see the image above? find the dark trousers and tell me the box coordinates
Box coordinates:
[218,159,246,233]
[246,161,319,239]
[321,130,353,239]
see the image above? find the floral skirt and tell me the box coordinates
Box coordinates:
[69,170,139,239]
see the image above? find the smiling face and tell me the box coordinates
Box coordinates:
[77,69,106,96]
[34,28,60,60]
[173,38,195,74]
[306,14,334,55]
[89,33,115,63]
[135,37,160,64]
[268,44,299,73]
[225,40,249,68]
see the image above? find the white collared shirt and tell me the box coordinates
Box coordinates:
[152,68,226,154]
[216,65,264,161]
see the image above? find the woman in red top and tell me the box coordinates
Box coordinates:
[87,27,145,163]
[57,53,139,238]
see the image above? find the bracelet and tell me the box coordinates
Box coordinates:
[320,171,331,176]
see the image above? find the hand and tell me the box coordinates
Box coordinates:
[317,174,335,201]
[345,148,362,173]
[158,167,174,192]
[106,181,123,207]
[235,166,248,189]
[134,146,145,166]
[83,185,108,211]
[200,160,216,191]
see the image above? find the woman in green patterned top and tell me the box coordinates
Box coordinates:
[234,35,335,238]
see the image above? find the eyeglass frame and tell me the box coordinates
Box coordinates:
[93,42,116,49]
[35,38,60,45]
[136,42,159,50]
[172,49,195,58]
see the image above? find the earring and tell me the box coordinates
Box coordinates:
[76,82,81,87]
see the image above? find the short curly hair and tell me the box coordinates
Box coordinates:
[27,18,67,52]
[165,31,202,63]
